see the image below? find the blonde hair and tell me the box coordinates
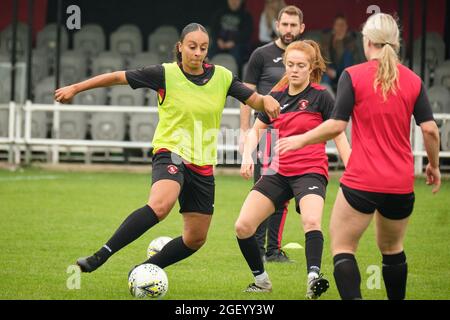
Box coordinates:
[362,13,401,100]
[272,40,327,92]
[263,0,286,30]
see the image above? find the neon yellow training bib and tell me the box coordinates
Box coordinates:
[152,62,233,166]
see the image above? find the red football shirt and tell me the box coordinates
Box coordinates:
[332,60,434,194]
[259,83,335,178]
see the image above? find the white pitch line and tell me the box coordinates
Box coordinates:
[0,175,61,182]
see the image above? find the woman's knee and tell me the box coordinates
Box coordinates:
[377,238,404,255]
[235,220,256,239]
[183,233,207,250]
[302,216,322,233]
[147,199,173,220]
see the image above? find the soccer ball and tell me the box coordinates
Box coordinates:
[128,264,168,299]
[147,236,172,258]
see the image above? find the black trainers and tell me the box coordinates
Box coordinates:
[265,249,292,263]
[76,254,105,273]
[306,273,329,299]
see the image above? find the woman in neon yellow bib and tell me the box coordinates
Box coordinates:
[55,23,280,275]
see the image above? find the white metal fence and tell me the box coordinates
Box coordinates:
[1,101,449,174]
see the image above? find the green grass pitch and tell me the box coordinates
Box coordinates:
[0,168,448,300]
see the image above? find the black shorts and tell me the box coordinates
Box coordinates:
[152,152,215,215]
[253,173,328,214]
[341,183,415,220]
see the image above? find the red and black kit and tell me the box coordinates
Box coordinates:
[253,83,335,212]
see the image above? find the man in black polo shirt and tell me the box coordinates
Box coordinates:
[240,5,305,263]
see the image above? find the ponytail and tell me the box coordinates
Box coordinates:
[303,39,327,84]
[374,43,400,100]
[362,13,401,100]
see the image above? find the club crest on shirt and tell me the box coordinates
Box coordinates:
[298,99,309,111]
[167,165,179,175]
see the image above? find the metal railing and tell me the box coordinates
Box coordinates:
[1,102,449,173]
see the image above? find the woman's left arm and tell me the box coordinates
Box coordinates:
[245,93,280,120]
[275,119,347,154]
[333,130,351,167]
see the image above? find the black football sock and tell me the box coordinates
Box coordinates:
[254,218,268,257]
[267,207,286,254]
[333,253,362,300]
[305,230,324,275]
[237,235,265,277]
[95,205,159,263]
[382,251,408,300]
[144,236,197,269]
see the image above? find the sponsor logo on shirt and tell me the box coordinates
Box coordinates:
[299,99,309,111]
[167,165,179,175]
[308,186,319,190]
[273,57,283,63]
[281,103,290,111]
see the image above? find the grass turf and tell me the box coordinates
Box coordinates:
[0,168,448,300]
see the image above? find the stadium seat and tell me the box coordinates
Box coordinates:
[110,86,145,106]
[129,112,159,142]
[91,112,126,141]
[91,51,125,75]
[117,24,142,35]
[110,27,143,63]
[0,108,8,138]
[0,22,28,60]
[220,113,240,147]
[60,88,107,140]
[434,61,450,90]
[36,23,69,72]
[90,86,142,142]
[427,86,450,114]
[128,52,160,69]
[73,88,108,106]
[0,52,8,63]
[33,76,58,138]
[0,65,10,104]
[61,50,87,84]
[441,121,450,151]
[31,47,50,84]
[225,96,240,109]
[0,61,27,103]
[413,33,446,71]
[59,110,87,140]
[411,61,431,88]
[129,88,159,142]
[34,76,57,104]
[211,53,238,76]
[73,23,106,62]
[148,25,179,63]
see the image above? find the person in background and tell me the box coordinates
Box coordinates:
[209,0,253,72]
[321,15,359,90]
[259,0,286,45]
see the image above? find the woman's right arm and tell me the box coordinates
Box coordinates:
[241,119,269,180]
[54,71,128,104]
